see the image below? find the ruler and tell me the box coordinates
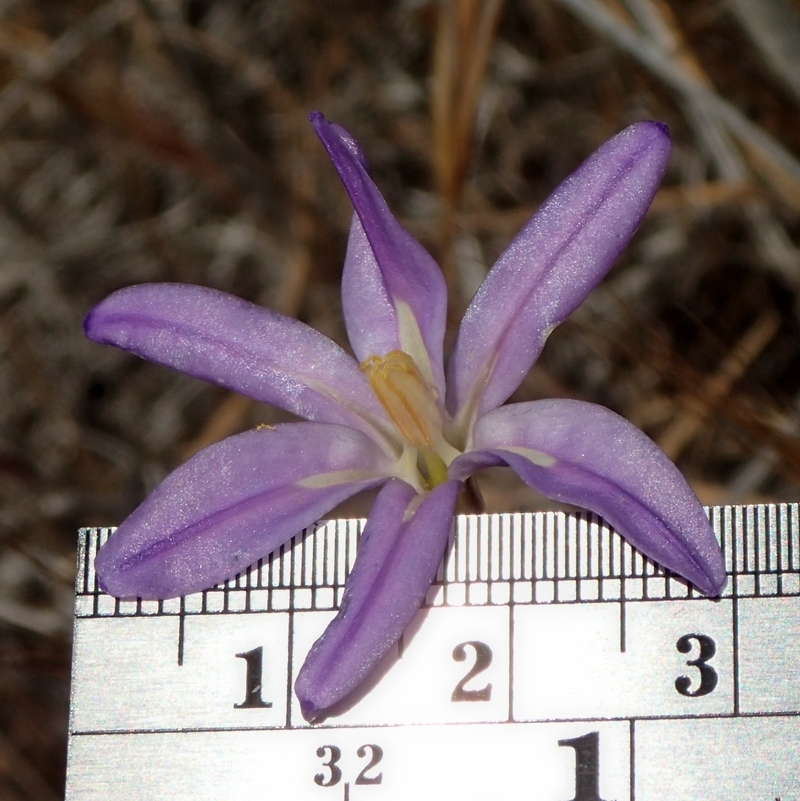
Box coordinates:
[66,504,800,801]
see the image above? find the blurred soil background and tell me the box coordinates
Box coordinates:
[3,0,800,796]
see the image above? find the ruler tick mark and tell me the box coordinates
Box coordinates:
[177,599,186,667]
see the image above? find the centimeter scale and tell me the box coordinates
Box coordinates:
[66,504,800,801]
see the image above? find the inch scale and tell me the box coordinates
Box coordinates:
[66,504,800,801]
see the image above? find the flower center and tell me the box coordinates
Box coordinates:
[360,350,441,449]
[360,350,452,489]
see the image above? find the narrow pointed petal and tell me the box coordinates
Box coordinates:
[448,122,671,429]
[450,400,726,596]
[85,283,394,445]
[311,112,447,397]
[295,478,460,722]
[95,423,393,599]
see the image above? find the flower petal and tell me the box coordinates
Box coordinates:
[451,400,726,596]
[84,283,394,446]
[295,477,460,722]
[447,122,671,430]
[311,112,447,398]
[95,423,393,599]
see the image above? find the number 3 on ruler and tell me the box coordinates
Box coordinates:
[675,633,718,697]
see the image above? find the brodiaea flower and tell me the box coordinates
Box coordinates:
[85,112,726,722]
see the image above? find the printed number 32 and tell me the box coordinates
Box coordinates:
[314,745,383,787]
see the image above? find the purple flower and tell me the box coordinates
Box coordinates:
[85,113,726,722]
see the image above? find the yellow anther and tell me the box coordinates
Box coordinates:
[360,350,443,451]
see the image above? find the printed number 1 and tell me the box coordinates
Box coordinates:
[558,732,607,801]
[234,646,272,709]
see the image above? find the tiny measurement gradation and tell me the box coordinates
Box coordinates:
[67,504,800,801]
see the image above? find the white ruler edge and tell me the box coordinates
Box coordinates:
[65,504,800,801]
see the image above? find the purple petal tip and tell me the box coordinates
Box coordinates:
[695,558,727,597]
[83,306,101,341]
[627,120,671,155]
[310,112,369,169]
[300,698,321,724]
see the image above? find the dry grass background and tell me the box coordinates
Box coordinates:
[3,0,800,796]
